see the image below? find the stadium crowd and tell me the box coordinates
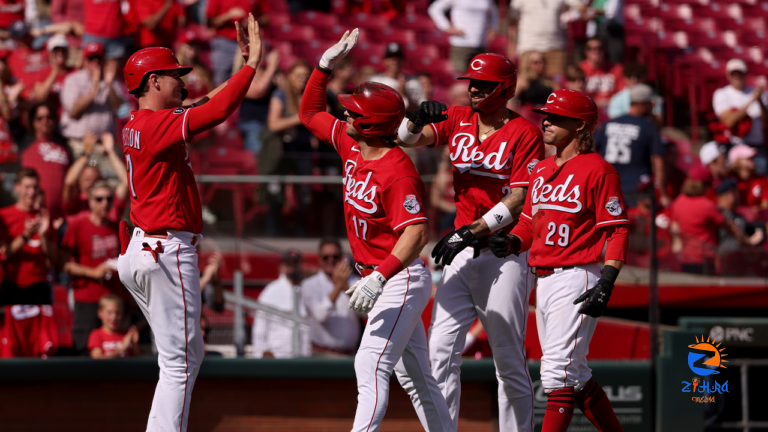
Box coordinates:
[0,0,767,358]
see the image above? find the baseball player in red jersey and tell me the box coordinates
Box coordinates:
[489,89,628,432]
[397,53,544,431]
[116,15,262,432]
[299,30,453,432]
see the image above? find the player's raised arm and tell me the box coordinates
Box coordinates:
[396,101,448,148]
[299,29,359,144]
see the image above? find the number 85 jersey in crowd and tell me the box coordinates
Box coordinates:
[513,152,628,268]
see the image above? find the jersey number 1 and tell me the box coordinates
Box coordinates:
[125,155,137,199]
[352,216,368,241]
[545,222,570,247]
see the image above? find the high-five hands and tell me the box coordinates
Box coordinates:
[320,28,359,70]
[235,13,262,69]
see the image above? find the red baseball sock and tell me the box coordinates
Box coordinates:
[575,379,625,432]
[542,387,575,432]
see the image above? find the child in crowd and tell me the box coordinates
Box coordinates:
[87,294,140,359]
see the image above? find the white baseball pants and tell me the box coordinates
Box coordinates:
[536,264,601,393]
[428,247,535,432]
[351,258,453,432]
[118,228,204,432]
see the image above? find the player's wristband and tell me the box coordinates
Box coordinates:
[481,202,514,232]
[600,265,620,286]
[377,254,404,281]
[398,117,421,145]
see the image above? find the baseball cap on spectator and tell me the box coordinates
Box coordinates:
[47,34,69,52]
[629,84,653,103]
[281,249,302,265]
[699,141,725,166]
[178,29,203,45]
[688,165,712,182]
[83,42,105,58]
[726,59,747,74]
[384,43,404,59]
[715,177,738,195]
[9,21,29,39]
[728,144,758,165]
[0,49,10,61]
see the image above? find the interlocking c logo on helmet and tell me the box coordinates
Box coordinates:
[546,93,556,104]
[470,59,484,71]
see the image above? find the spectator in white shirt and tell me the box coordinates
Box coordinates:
[713,59,768,149]
[251,250,310,358]
[301,238,361,357]
[370,43,426,110]
[428,0,499,73]
[508,0,584,78]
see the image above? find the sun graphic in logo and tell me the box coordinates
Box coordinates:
[687,335,728,376]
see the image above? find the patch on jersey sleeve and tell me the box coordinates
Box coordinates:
[605,196,623,217]
[527,159,540,174]
[173,107,185,114]
[403,194,421,214]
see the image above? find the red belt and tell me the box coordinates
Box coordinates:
[535,266,575,278]
[144,230,198,246]
[356,264,377,277]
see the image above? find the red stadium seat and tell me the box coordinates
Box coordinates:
[270,41,294,60]
[409,57,453,82]
[379,27,416,45]
[742,4,768,19]
[295,10,339,29]
[657,3,693,20]
[487,34,507,54]
[655,30,689,50]
[662,18,715,33]
[269,24,316,43]
[738,30,768,48]
[268,13,291,28]
[625,17,663,34]
[297,40,336,64]
[716,17,766,33]
[390,14,437,32]
[419,29,451,55]
[269,0,289,13]
[694,3,743,20]
[330,0,347,15]
[346,13,389,32]
[326,25,369,43]
[348,40,386,67]
[403,42,439,61]
[663,0,708,5]
[686,30,738,49]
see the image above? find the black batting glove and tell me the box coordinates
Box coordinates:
[488,233,521,258]
[406,101,448,127]
[573,265,619,317]
[432,225,477,266]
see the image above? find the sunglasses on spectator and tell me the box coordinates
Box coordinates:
[86,55,102,61]
[92,196,113,203]
[321,254,341,261]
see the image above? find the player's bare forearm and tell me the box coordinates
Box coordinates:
[391,223,429,268]
[468,187,527,237]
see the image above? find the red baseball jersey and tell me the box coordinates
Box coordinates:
[61,216,122,303]
[87,327,134,357]
[513,152,628,268]
[21,139,71,219]
[736,175,768,207]
[0,305,58,358]
[122,107,202,234]
[429,106,544,231]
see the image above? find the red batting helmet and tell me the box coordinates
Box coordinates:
[338,82,406,138]
[458,53,517,113]
[124,47,192,95]
[533,89,599,132]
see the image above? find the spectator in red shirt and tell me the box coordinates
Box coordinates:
[127,0,183,49]
[62,131,128,218]
[0,304,58,358]
[88,294,140,358]
[670,166,759,275]
[0,168,57,305]
[6,21,51,100]
[32,35,72,114]
[206,0,268,85]
[82,0,128,60]
[579,37,623,109]
[61,179,124,353]
[0,0,24,29]
[20,102,71,219]
[729,144,768,212]
[0,50,21,166]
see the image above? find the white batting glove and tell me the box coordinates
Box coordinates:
[346,271,386,313]
[320,28,359,70]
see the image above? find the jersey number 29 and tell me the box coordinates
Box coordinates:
[545,222,570,247]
